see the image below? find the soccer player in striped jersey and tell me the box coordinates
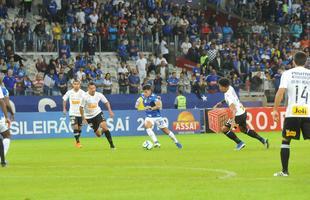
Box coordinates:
[272,51,310,177]
[63,79,86,148]
[214,78,269,150]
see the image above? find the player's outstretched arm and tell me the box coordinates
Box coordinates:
[213,100,225,109]
[272,88,285,122]
[105,102,114,118]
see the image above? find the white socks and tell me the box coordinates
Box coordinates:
[3,138,10,156]
[168,131,178,143]
[146,128,158,143]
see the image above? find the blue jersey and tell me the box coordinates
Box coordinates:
[0,87,9,118]
[141,93,161,118]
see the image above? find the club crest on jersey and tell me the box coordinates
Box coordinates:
[292,106,308,116]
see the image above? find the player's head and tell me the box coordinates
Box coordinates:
[88,82,96,95]
[72,78,81,90]
[218,78,230,93]
[142,84,152,97]
[293,51,307,67]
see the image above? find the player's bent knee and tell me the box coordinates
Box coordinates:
[144,121,152,129]
[221,126,229,133]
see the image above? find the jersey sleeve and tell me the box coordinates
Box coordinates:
[224,93,233,106]
[80,96,86,108]
[99,93,108,104]
[0,87,4,99]
[2,88,9,97]
[62,90,70,101]
[279,72,288,89]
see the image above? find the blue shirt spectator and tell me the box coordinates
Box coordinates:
[3,70,16,95]
[48,0,58,16]
[59,41,71,58]
[167,72,179,93]
[128,70,140,94]
[118,41,128,61]
[206,70,220,93]
[108,25,118,41]
[0,3,8,19]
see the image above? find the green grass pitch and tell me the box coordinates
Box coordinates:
[1,132,309,200]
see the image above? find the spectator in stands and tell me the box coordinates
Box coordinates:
[15,74,25,96]
[80,75,88,91]
[34,20,46,51]
[153,73,163,94]
[52,22,62,48]
[108,24,118,51]
[147,54,156,76]
[59,40,71,58]
[160,37,169,61]
[118,40,128,62]
[48,0,58,22]
[57,71,68,95]
[250,71,263,91]
[190,74,199,94]
[231,73,242,96]
[24,75,33,96]
[155,54,168,68]
[94,74,104,92]
[206,69,220,94]
[181,37,192,55]
[290,20,303,39]
[0,58,6,74]
[222,22,234,42]
[156,60,169,81]
[85,33,96,56]
[3,69,16,96]
[43,69,56,96]
[136,52,147,82]
[118,73,128,94]
[76,67,85,81]
[198,75,207,94]
[167,72,179,93]
[178,72,190,93]
[103,73,112,94]
[0,3,8,19]
[128,40,139,60]
[128,68,140,94]
[32,73,44,96]
[117,62,129,76]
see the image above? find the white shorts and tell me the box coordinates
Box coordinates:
[0,118,9,133]
[145,117,168,129]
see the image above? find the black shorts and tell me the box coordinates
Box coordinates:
[282,117,310,140]
[70,116,82,126]
[225,112,247,128]
[86,112,106,132]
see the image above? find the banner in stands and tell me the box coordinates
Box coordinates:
[205,107,286,133]
[9,94,262,113]
[11,109,202,139]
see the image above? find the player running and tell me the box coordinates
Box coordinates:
[213,78,269,150]
[79,82,115,149]
[63,79,86,148]
[272,51,310,177]
[0,86,10,167]
[141,85,182,149]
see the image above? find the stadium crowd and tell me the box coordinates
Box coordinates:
[0,0,309,96]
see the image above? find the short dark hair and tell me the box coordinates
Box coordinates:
[88,82,96,87]
[218,78,230,87]
[72,78,80,83]
[142,84,152,91]
[294,51,307,66]
[178,90,183,95]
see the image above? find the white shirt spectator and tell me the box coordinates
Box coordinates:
[136,58,147,76]
[292,41,301,49]
[118,67,129,74]
[160,40,169,55]
[181,42,192,55]
[89,13,99,24]
[155,57,168,66]
[76,71,86,81]
[55,0,61,10]
[76,11,86,25]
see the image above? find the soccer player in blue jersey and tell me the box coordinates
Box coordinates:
[0,86,14,167]
[141,85,182,149]
[0,85,11,167]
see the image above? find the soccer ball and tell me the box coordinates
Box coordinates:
[142,140,153,150]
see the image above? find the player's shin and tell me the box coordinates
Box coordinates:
[224,130,242,144]
[2,138,10,156]
[146,128,158,143]
[0,139,5,164]
[102,129,115,148]
[167,131,179,143]
[244,129,265,144]
[73,130,80,143]
[280,140,290,174]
